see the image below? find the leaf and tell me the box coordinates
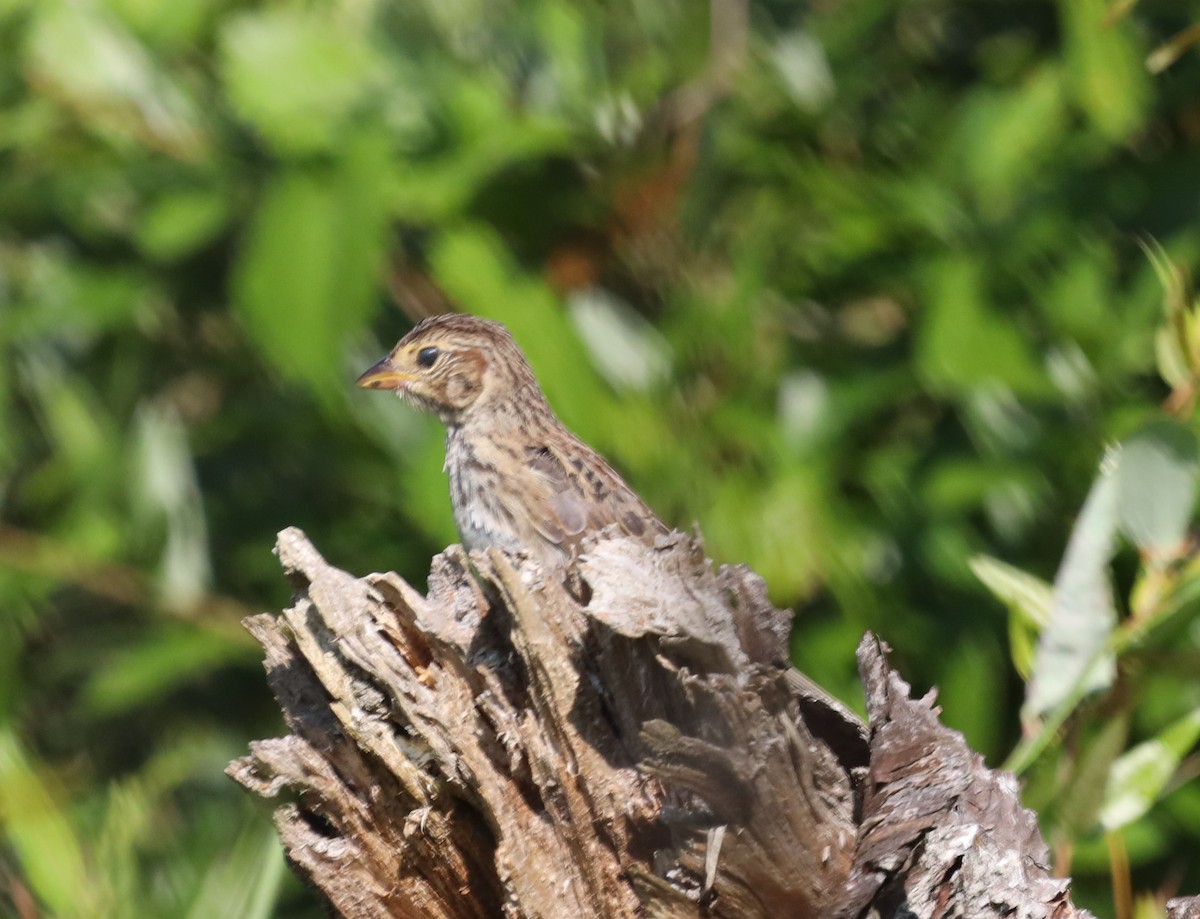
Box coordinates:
[137,188,229,262]
[1060,0,1150,140]
[1099,706,1200,831]
[134,402,212,610]
[185,822,287,919]
[1023,451,1120,721]
[1141,238,1199,387]
[1115,420,1198,557]
[917,256,1049,397]
[83,625,255,716]
[1007,611,1038,679]
[935,635,1005,757]
[0,730,92,915]
[971,554,1054,678]
[385,79,571,221]
[25,3,205,158]
[959,65,1067,215]
[1056,713,1129,835]
[970,554,1053,628]
[1155,326,1192,390]
[232,131,391,390]
[219,8,384,156]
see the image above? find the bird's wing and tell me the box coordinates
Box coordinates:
[522,438,665,558]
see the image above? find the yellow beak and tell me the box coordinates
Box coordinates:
[356,357,414,390]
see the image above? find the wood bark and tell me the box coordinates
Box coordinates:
[228,527,1127,918]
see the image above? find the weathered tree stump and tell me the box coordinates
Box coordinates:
[228,527,1121,917]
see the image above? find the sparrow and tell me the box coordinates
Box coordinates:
[357,313,667,570]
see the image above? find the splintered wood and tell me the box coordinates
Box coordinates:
[229,527,1102,918]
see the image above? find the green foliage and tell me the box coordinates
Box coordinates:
[985,287,1200,907]
[2,0,1200,916]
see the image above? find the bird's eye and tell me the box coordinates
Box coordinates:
[416,346,440,369]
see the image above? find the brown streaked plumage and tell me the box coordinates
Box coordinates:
[357,313,667,569]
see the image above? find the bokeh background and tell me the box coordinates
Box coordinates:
[3,0,1200,915]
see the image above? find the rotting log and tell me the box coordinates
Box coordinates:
[229,527,1114,918]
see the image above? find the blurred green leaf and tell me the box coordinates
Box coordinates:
[232,171,342,383]
[1056,713,1129,835]
[219,8,384,156]
[1099,706,1200,831]
[386,80,572,221]
[1115,421,1198,558]
[1060,0,1150,140]
[137,188,230,262]
[83,625,255,716]
[959,65,1067,216]
[971,555,1054,629]
[0,730,92,916]
[1007,610,1038,680]
[25,1,205,157]
[108,0,221,50]
[1143,239,1198,388]
[185,821,287,919]
[1024,452,1119,721]
[93,779,151,912]
[134,401,211,610]
[936,635,1005,758]
[232,132,391,390]
[917,256,1049,397]
[1155,326,1192,390]
[971,554,1053,677]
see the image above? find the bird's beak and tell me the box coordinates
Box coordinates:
[356,356,413,390]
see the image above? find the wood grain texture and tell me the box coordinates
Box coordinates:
[229,528,1101,918]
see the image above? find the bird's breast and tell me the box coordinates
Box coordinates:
[443,428,525,555]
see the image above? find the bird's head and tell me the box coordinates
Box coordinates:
[356,314,541,425]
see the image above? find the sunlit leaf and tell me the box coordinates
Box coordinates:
[770,30,835,113]
[959,65,1067,215]
[219,8,384,156]
[1060,0,1150,140]
[134,402,211,610]
[1141,239,1198,385]
[25,3,205,158]
[970,554,1053,629]
[0,730,93,915]
[1023,451,1120,721]
[1007,611,1038,679]
[1155,326,1192,390]
[1099,706,1200,831]
[385,79,571,221]
[1115,421,1198,558]
[972,554,1052,678]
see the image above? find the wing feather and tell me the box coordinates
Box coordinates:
[521,439,664,559]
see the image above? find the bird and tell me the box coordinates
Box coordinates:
[356,313,668,571]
